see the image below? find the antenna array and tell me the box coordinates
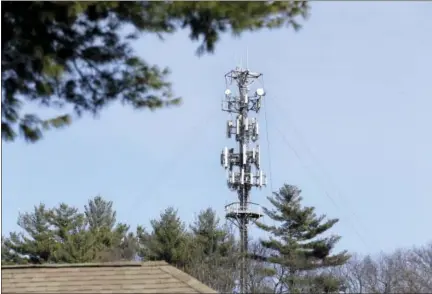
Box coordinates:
[220,66,267,294]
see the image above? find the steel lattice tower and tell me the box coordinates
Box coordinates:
[220,66,267,294]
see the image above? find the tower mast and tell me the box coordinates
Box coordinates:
[220,66,267,294]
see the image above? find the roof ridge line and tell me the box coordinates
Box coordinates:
[159,264,218,293]
[1,261,168,269]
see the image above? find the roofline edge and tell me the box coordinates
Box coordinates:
[1,261,168,269]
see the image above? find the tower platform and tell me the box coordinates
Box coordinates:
[225,202,263,221]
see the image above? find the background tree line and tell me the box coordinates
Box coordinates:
[3,184,431,293]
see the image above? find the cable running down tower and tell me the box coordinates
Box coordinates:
[220,67,267,294]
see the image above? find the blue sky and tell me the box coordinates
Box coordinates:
[3,2,431,256]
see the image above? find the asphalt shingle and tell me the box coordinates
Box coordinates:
[1,261,218,293]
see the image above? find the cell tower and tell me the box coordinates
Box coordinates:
[220,66,267,294]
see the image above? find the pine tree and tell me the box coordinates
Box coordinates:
[139,207,189,267]
[256,184,350,293]
[136,225,152,261]
[1,236,28,265]
[48,203,96,263]
[2,202,98,264]
[2,196,137,264]
[2,204,58,264]
[84,196,114,259]
[84,196,117,230]
[83,196,136,261]
[190,208,233,257]
[188,208,238,292]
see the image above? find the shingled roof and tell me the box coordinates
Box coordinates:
[1,261,218,293]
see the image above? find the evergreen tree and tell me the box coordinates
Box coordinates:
[3,204,57,264]
[49,203,96,263]
[188,208,238,292]
[1,236,28,265]
[136,225,152,261]
[2,195,136,264]
[111,230,138,261]
[190,208,232,257]
[256,184,350,293]
[139,207,189,267]
[2,1,309,143]
[83,196,136,261]
[2,202,97,264]
[84,196,117,231]
[96,223,138,262]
